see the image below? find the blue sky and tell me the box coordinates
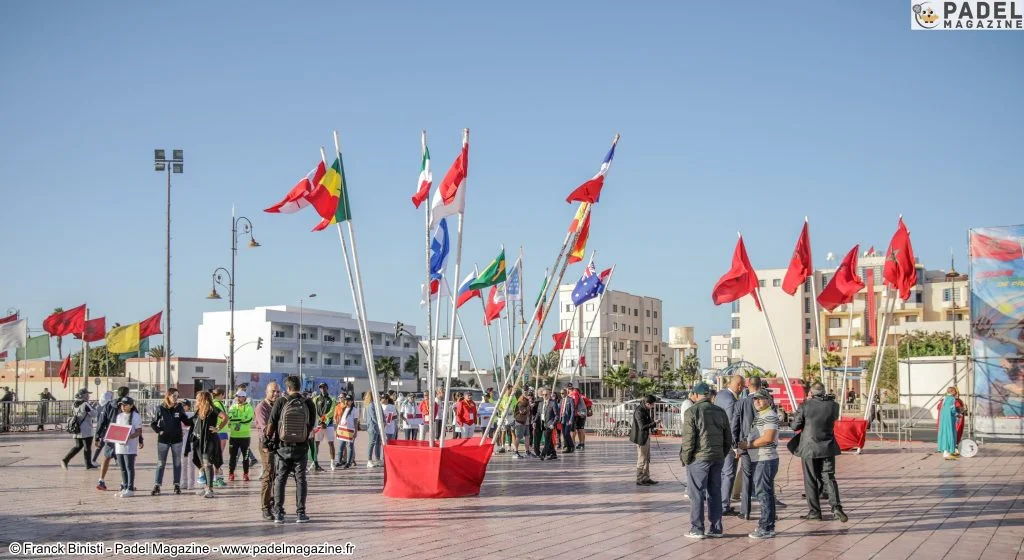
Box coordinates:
[1,2,1021,369]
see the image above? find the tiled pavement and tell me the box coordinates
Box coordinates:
[0,432,1022,560]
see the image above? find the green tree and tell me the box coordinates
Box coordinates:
[403,354,419,375]
[804,352,845,377]
[680,353,701,387]
[51,307,63,360]
[374,356,401,387]
[71,346,126,378]
[660,367,680,393]
[603,365,632,402]
[148,345,166,359]
[633,376,659,398]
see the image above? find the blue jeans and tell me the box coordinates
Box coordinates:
[686,459,724,533]
[340,440,355,466]
[116,453,137,491]
[154,442,183,486]
[367,429,382,462]
[721,451,737,512]
[754,458,779,532]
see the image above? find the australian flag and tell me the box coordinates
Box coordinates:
[571,260,609,305]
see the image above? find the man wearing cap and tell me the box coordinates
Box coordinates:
[714,374,745,517]
[311,383,336,472]
[227,389,255,482]
[792,382,848,522]
[738,389,780,539]
[680,382,733,539]
[61,388,97,469]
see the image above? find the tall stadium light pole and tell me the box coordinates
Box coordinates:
[154,149,183,388]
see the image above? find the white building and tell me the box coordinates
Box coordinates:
[124,357,227,398]
[556,286,664,396]
[729,254,969,380]
[197,305,419,395]
[709,334,732,369]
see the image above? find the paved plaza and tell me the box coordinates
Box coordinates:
[0,432,1021,559]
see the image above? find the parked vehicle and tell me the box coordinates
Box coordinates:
[603,398,682,436]
[766,378,807,422]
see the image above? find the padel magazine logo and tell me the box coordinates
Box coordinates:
[911,1,1024,29]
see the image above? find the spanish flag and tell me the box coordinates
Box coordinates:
[567,210,591,264]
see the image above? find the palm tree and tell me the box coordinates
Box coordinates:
[51,307,63,359]
[633,376,659,398]
[603,365,632,402]
[148,345,166,359]
[374,356,401,388]
[403,355,419,376]
[680,353,701,387]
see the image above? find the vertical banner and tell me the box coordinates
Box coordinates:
[969,226,1024,439]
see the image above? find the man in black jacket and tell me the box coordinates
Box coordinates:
[629,395,658,485]
[535,389,558,460]
[792,382,848,522]
[680,382,733,539]
[732,376,761,519]
[267,376,316,524]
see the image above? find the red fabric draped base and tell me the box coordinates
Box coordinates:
[834,418,868,451]
[383,437,495,499]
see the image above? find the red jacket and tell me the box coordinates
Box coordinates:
[456,400,478,426]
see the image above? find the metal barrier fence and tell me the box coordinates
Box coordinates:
[588,401,683,437]
[0,400,76,432]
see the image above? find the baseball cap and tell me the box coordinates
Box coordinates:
[692,382,711,396]
[118,396,134,406]
[751,388,773,401]
[76,388,92,398]
[318,382,328,388]
[235,390,248,398]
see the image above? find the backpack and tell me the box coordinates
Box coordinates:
[67,404,85,434]
[583,396,593,417]
[278,396,310,444]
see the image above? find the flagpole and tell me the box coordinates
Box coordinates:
[805,218,826,385]
[448,288,484,390]
[440,128,468,447]
[550,249,597,393]
[518,246,526,364]
[496,306,508,383]
[323,137,387,451]
[429,277,444,445]
[482,203,592,445]
[82,307,89,393]
[421,130,436,445]
[569,264,617,385]
[863,289,896,421]
[839,300,854,409]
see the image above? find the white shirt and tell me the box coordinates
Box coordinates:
[114,411,142,455]
[680,399,694,426]
[382,404,398,435]
[400,403,421,429]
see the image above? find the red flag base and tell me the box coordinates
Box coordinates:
[382,437,495,498]
[834,418,868,451]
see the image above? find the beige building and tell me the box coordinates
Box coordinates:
[729,253,969,377]
[556,286,664,396]
[709,334,733,369]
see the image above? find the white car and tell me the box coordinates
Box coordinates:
[603,398,682,437]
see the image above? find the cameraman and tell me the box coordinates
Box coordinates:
[254,381,281,521]
[629,395,658,486]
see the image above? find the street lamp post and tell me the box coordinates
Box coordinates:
[946,252,961,387]
[299,293,317,391]
[206,212,259,395]
[395,321,419,393]
[154,149,183,388]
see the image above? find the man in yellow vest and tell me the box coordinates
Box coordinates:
[228,389,255,482]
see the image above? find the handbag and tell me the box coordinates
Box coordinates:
[337,427,355,442]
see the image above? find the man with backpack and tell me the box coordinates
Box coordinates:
[61,388,98,469]
[266,375,316,524]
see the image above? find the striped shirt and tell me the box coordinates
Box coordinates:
[748,408,779,462]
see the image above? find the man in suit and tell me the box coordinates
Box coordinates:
[792,382,848,522]
[714,374,744,516]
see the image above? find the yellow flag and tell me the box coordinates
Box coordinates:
[106,323,140,354]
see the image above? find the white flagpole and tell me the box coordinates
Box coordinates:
[428,278,444,445]
[421,130,436,445]
[551,250,597,393]
[839,301,854,407]
[496,304,508,382]
[518,247,526,360]
[81,307,89,392]
[440,129,468,447]
[570,264,617,384]
[448,286,484,390]
[805,218,826,384]
[863,289,896,421]
[325,135,387,450]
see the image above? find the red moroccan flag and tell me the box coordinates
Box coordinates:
[782,221,813,295]
[74,317,106,342]
[712,237,761,311]
[483,286,505,326]
[882,218,917,301]
[0,312,17,325]
[58,355,72,388]
[138,311,163,338]
[817,245,865,311]
[971,231,1024,262]
[552,330,572,351]
[43,304,86,337]
[579,355,586,367]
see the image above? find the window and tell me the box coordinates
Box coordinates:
[654,328,658,335]
[943,287,961,302]
[643,362,649,370]
[759,279,766,287]
[324,358,333,365]
[653,311,658,319]
[804,297,811,313]
[613,304,618,313]
[915,292,923,304]
[299,357,307,364]
[644,343,649,352]
[804,338,811,355]
[565,304,571,312]
[300,333,308,340]
[906,316,918,323]
[633,326,638,334]
[273,330,285,338]
[772,279,781,288]
[731,317,740,329]
[821,274,830,286]
[585,321,593,330]
[195,366,204,373]
[344,359,351,366]
[714,344,722,350]
[731,301,740,313]
[731,338,741,350]
[403,342,411,348]
[634,309,638,317]
[829,318,842,328]
[646,327,651,335]
[646,310,651,318]
[613,322,618,331]
[586,303,595,311]
[344,337,352,343]
[323,334,336,342]
[805,319,812,334]
[804,278,812,292]
[274,356,285,364]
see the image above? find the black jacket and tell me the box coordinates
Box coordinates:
[267,393,316,460]
[680,399,733,465]
[791,394,841,459]
[150,403,193,444]
[629,404,656,446]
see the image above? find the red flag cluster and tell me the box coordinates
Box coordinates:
[818,246,865,311]
[43,304,86,337]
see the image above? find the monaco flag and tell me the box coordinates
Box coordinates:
[817,246,865,311]
[712,236,762,311]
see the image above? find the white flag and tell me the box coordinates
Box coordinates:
[0,319,27,351]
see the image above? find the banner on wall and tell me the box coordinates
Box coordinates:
[969,225,1024,439]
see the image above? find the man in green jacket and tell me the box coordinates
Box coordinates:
[680,382,733,540]
[227,390,255,482]
[310,383,336,472]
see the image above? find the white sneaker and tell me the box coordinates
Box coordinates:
[366,461,374,469]
[204,490,215,498]
[121,490,134,498]
[195,488,207,496]
[330,463,336,471]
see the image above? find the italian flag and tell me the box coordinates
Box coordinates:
[412,132,432,208]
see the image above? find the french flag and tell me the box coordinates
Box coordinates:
[456,271,481,309]
[565,135,619,205]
